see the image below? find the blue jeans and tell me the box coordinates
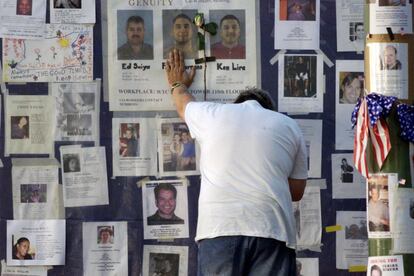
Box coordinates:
[197,236,296,276]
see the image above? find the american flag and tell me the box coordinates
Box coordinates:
[354,99,369,178]
[369,118,391,169]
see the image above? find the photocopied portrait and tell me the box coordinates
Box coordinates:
[97,226,114,245]
[380,44,402,70]
[54,0,81,9]
[338,72,363,104]
[10,116,29,139]
[281,0,316,21]
[210,10,246,59]
[368,182,390,232]
[16,0,32,16]
[20,184,47,203]
[117,10,154,60]
[283,55,317,97]
[62,154,81,173]
[163,10,198,59]
[149,253,180,276]
[350,22,364,51]
[119,123,140,157]
[12,236,34,260]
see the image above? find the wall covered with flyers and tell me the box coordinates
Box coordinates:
[1,0,412,275]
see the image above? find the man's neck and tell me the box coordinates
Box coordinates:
[157,211,173,219]
[222,41,239,49]
[175,41,192,53]
[129,43,143,53]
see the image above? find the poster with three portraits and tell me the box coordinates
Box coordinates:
[107,0,259,111]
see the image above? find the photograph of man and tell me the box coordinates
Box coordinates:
[163,11,198,59]
[16,0,32,16]
[339,72,363,104]
[54,0,81,8]
[379,0,406,6]
[149,253,179,276]
[147,183,184,225]
[340,158,354,183]
[350,22,364,52]
[119,124,140,157]
[117,15,153,60]
[345,221,367,239]
[284,55,317,97]
[380,45,402,70]
[286,0,316,21]
[210,13,246,59]
[165,49,307,275]
[12,237,33,260]
[368,184,390,232]
[21,184,47,203]
[11,116,29,139]
[63,154,81,173]
[370,264,382,276]
[97,226,114,244]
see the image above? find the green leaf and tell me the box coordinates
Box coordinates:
[193,13,204,27]
[197,32,205,50]
[204,22,218,35]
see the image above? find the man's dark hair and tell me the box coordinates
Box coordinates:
[172,13,191,24]
[370,264,382,276]
[126,16,145,28]
[220,14,240,27]
[234,88,275,111]
[354,22,363,32]
[154,183,177,200]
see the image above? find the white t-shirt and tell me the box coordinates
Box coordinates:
[185,100,308,249]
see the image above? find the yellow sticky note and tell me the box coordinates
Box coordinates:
[325,225,342,232]
[349,265,367,272]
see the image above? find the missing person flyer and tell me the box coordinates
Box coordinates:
[6,219,65,266]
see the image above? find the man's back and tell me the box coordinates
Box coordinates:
[185,100,307,248]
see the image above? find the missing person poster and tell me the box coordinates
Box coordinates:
[336,0,365,52]
[5,94,54,156]
[157,118,199,177]
[295,258,319,276]
[278,54,324,113]
[367,255,404,276]
[60,145,109,207]
[6,219,65,266]
[12,158,64,219]
[335,211,368,270]
[2,24,93,82]
[274,0,320,50]
[50,0,95,23]
[335,60,364,150]
[366,42,409,99]
[83,221,128,276]
[107,1,258,111]
[0,0,46,39]
[331,153,365,199]
[142,245,188,276]
[142,179,189,240]
[369,0,412,34]
[51,82,100,143]
[112,117,158,177]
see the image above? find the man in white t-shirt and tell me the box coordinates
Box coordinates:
[164,49,307,276]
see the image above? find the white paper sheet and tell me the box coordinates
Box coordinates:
[274,0,320,50]
[0,0,46,39]
[335,60,364,150]
[5,94,54,156]
[335,0,365,53]
[7,220,65,266]
[0,259,48,276]
[336,211,368,270]
[142,179,189,240]
[367,173,398,239]
[157,118,200,177]
[60,145,109,207]
[142,245,188,276]
[82,221,128,276]
[295,186,322,252]
[12,158,64,219]
[295,119,322,178]
[278,54,323,113]
[331,153,365,199]
[51,82,100,143]
[369,1,412,34]
[390,188,414,254]
[112,117,158,177]
[367,42,409,99]
[50,0,95,23]
[107,1,259,111]
[296,258,319,276]
[2,24,93,82]
[367,255,404,276]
